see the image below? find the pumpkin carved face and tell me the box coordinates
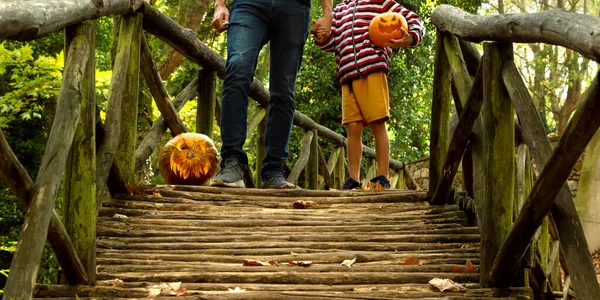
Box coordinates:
[368,12,408,48]
[159,133,219,185]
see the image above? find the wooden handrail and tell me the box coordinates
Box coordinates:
[0,0,144,41]
[432,4,600,62]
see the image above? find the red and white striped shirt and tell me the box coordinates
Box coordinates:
[316,0,425,85]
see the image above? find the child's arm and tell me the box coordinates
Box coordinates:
[384,0,425,47]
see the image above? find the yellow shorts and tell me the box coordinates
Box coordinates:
[341,71,390,125]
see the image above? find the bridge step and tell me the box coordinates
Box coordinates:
[34,185,532,299]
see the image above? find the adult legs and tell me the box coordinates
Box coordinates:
[260,0,310,180]
[219,0,269,167]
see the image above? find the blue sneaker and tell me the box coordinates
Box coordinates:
[370,175,391,189]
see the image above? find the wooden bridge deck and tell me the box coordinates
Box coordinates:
[34,185,531,299]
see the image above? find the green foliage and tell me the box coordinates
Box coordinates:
[0,43,63,129]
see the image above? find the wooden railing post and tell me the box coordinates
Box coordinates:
[307,129,319,189]
[197,69,216,138]
[333,147,346,189]
[480,42,514,287]
[63,21,97,285]
[4,25,91,298]
[429,29,451,201]
[115,13,142,186]
[255,108,267,187]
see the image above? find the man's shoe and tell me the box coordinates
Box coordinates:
[261,171,300,189]
[341,177,362,190]
[210,158,246,188]
[369,175,391,189]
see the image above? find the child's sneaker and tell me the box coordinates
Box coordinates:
[341,177,361,190]
[369,175,391,189]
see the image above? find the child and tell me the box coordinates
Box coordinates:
[313,0,424,190]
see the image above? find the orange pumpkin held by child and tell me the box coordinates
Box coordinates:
[368,12,409,48]
[159,133,219,185]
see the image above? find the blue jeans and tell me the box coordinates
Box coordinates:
[220,0,310,178]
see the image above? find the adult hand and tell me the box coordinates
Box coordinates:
[313,26,330,44]
[213,2,230,33]
[311,14,333,37]
[386,28,413,48]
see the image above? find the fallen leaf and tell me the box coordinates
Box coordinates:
[112,213,128,219]
[171,287,188,296]
[288,260,312,267]
[460,243,473,249]
[399,256,422,265]
[290,252,299,256]
[341,257,356,268]
[428,278,466,292]
[451,259,478,273]
[147,287,161,297]
[292,200,317,209]
[268,260,279,266]
[228,287,246,293]
[105,278,125,287]
[153,190,162,197]
[243,259,272,266]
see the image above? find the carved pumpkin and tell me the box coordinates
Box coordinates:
[368,12,409,48]
[159,133,219,185]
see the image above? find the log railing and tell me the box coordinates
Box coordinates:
[430,4,600,299]
[0,1,418,298]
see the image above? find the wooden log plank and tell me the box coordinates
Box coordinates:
[0,0,144,41]
[430,62,483,205]
[196,69,216,138]
[431,4,600,62]
[490,70,600,294]
[95,15,137,211]
[480,42,514,287]
[140,4,407,173]
[140,34,187,136]
[134,78,199,170]
[0,130,88,286]
[491,60,600,297]
[63,22,97,284]
[429,29,451,195]
[4,33,90,298]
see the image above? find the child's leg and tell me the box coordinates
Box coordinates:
[370,119,389,178]
[346,121,364,181]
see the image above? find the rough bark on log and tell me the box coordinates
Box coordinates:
[140,4,409,175]
[432,4,600,62]
[140,34,188,136]
[95,15,138,211]
[429,30,451,196]
[0,0,144,41]
[63,22,97,284]
[491,71,600,289]
[4,34,89,298]
[197,69,216,138]
[288,131,314,184]
[115,13,142,186]
[492,61,600,298]
[0,130,88,286]
[431,63,483,205]
[134,78,199,170]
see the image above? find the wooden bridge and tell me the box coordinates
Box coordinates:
[1,1,599,299]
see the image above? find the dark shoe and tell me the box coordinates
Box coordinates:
[341,177,362,190]
[370,175,391,189]
[261,171,300,189]
[210,158,246,188]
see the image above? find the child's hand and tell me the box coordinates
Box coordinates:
[386,28,413,48]
[312,26,330,44]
